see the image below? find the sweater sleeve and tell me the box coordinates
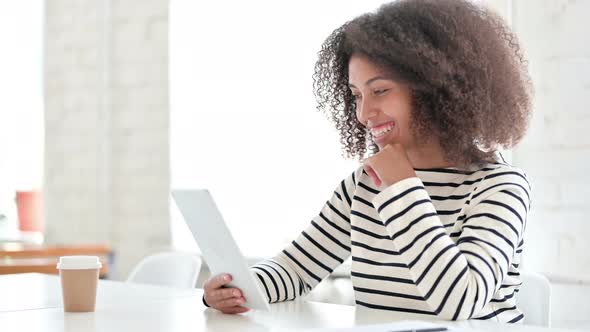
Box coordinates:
[249,168,360,303]
[371,168,530,320]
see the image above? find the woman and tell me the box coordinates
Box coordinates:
[203,0,533,322]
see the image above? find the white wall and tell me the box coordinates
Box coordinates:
[486,0,590,283]
[0,3,43,237]
[510,0,590,284]
[44,0,171,279]
[169,0,384,258]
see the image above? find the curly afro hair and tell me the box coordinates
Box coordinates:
[313,0,533,167]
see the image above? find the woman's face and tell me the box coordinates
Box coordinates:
[348,54,416,152]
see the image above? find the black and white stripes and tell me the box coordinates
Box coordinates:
[251,163,530,323]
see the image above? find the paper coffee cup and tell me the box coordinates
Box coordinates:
[57,256,102,312]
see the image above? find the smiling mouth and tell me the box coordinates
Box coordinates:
[370,122,395,138]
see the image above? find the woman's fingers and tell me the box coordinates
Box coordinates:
[208,288,242,302]
[363,164,382,187]
[220,306,250,314]
[217,296,246,308]
[204,274,232,292]
[203,274,249,314]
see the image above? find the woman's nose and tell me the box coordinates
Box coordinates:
[356,98,377,125]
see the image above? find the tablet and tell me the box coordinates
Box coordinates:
[171,189,271,311]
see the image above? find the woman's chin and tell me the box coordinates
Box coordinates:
[375,137,396,150]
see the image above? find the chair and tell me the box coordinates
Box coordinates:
[516,270,551,327]
[126,251,201,289]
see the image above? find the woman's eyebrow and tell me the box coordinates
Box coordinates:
[348,76,391,88]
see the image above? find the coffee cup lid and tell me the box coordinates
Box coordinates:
[57,256,102,270]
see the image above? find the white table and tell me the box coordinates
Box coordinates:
[0,273,582,332]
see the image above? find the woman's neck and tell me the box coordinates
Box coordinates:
[406,140,454,169]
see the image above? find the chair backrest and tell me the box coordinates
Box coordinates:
[516,270,551,327]
[126,251,202,289]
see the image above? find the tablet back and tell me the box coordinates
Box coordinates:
[171,189,270,310]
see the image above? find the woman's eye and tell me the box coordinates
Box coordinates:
[374,89,390,95]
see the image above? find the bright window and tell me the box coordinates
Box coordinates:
[0,3,44,235]
[170,1,392,257]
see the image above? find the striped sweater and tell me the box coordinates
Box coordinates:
[251,162,531,323]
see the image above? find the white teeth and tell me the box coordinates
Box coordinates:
[371,124,394,137]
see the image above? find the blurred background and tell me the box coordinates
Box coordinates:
[0,0,588,329]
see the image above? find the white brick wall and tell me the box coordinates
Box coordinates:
[511,0,590,283]
[44,0,171,279]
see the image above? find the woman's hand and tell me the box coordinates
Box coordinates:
[203,274,250,314]
[362,143,416,187]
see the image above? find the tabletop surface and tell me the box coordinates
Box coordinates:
[0,273,583,332]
